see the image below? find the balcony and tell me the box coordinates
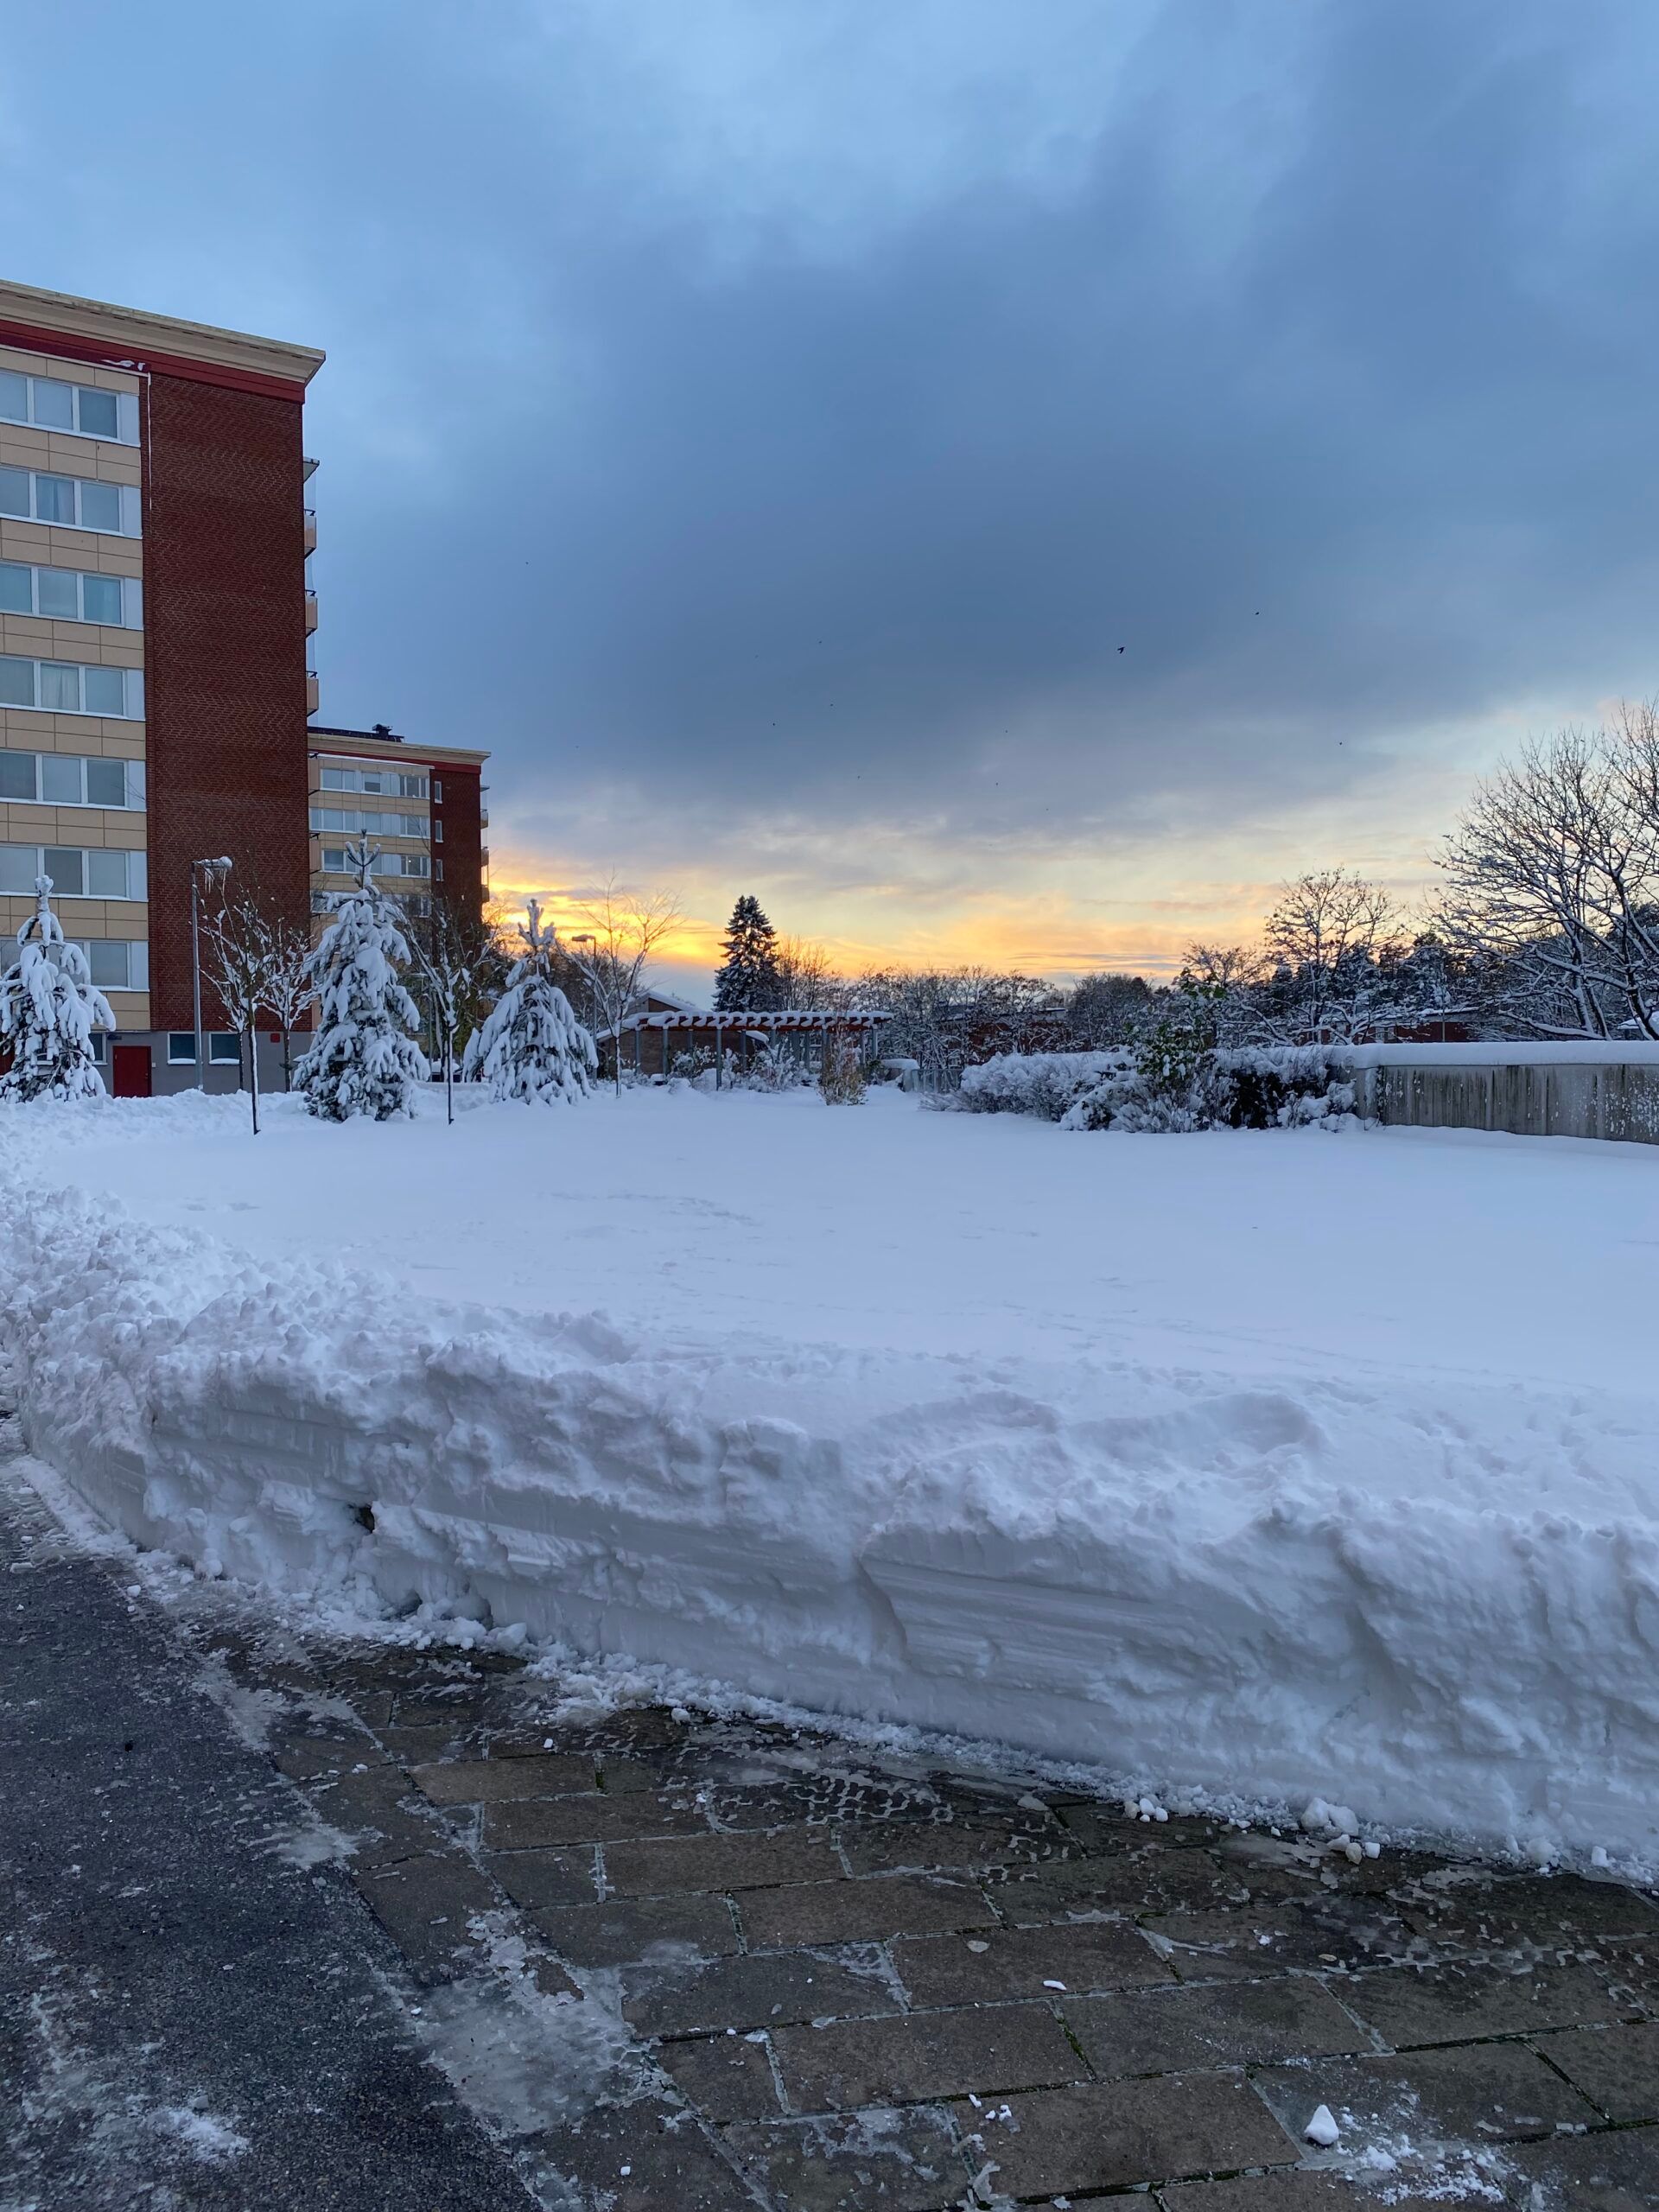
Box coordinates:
[480,809,489,828]
[306,672,320,716]
[304,588,319,634]
[303,507,317,556]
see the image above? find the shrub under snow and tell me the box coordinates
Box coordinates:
[955,1050,1130,1122]
[955,1045,1357,1133]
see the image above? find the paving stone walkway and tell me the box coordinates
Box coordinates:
[247,1625,1659,2209]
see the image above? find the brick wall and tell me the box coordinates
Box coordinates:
[432,761,485,929]
[144,372,310,1029]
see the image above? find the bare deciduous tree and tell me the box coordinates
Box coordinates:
[1247,869,1404,1044]
[258,912,318,1090]
[1435,709,1659,1038]
[563,876,683,1094]
[202,893,280,1133]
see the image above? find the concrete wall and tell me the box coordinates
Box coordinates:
[1348,1046,1659,1146]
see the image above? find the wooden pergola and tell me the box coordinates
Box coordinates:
[604,1007,887,1082]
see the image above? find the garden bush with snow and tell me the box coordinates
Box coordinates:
[954,1050,1132,1121]
[955,1045,1355,1133]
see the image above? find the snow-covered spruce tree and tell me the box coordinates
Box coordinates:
[0,875,113,1102]
[462,898,596,1104]
[714,893,782,1011]
[294,841,429,1121]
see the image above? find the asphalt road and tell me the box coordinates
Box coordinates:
[0,1459,537,2212]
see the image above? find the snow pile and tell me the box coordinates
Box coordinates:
[4,1168,1658,1868]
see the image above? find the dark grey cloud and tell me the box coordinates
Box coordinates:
[5,0,1656,866]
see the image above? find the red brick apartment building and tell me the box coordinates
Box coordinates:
[0,279,488,1096]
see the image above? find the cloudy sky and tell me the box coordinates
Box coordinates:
[5,2,1656,989]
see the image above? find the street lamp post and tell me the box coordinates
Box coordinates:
[190,855,232,1087]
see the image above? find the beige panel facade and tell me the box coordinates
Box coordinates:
[0,424,143,487]
[0,616,144,667]
[0,519,143,578]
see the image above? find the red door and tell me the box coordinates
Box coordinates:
[111,1044,152,1098]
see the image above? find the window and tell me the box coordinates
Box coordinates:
[320,846,427,878]
[67,938,147,990]
[0,657,143,716]
[432,818,443,842]
[431,779,442,803]
[0,466,141,535]
[0,843,145,898]
[0,369,138,443]
[318,764,428,799]
[87,1030,105,1063]
[434,857,444,882]
[308,806,428,838]
[168,1033,197,1065]
[10,565,130,626]
[209,1033,241,1065]
[0,561,141,626]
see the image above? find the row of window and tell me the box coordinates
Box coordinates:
[0,369,138,444]
[0,560,142,628]
[318,764,430,799]
[167,1032,242,1065]
[0,842,146,899]
[86,1031,241,1065]
[312,889,432,915]
[0,467,141,537]
[309,806,429,839]
[0,748,143,809]
[320,846,430,878]
[0,656,143,718]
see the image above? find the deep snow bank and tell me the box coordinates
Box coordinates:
[5,1173,1657,1867]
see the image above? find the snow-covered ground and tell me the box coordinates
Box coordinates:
[3,1084,1657,1869]
[16,1082,1655,1387]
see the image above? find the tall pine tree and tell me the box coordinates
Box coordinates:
[714,894,783,1010]
[295,841,429,1121]
[0,876,113,1102]
[462,899,595,1103]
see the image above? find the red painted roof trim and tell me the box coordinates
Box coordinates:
[0,315,308,404]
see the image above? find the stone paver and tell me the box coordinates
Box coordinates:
[1535,2020,1659,2122]
[953,2073,1296,2197]
[1064,1973,1370,2076]
[605,1826,843,1896]
[722,2109,971,2209]
[622,1948,900,2037]
[1253,2038,1600,2146]
[1506,2125,1659,2209]
[892,1918,1170,2005]
[483,1788,707,1849]
[525,2099,753,2211]
[658,2032,784,2121]
[531,1891,743,1967]
[740,1874,995,1948]
[772,2002,1083,2110]
[1337,1955,1637,2044]
[412,1752,599,1802]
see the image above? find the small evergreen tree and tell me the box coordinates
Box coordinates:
[462,899,596,1104]
[295,841,429,1122]
[818,1025,868,1105]
[714,894,782,1010]
[0,875,113,1102]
